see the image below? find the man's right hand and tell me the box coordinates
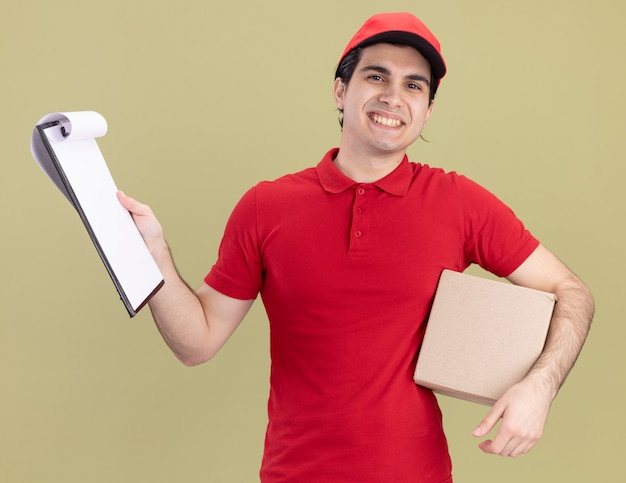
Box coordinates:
[117,191,167,256]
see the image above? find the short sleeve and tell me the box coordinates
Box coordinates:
[204,186,263,300]
[459,176,539,277]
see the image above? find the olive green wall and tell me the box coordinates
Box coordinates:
[2,1,623,481]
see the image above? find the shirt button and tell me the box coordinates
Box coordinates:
[356,207,363,214]
[357,187,365,195]
[355,230,362,238]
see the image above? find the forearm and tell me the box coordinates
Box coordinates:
[525,274,594,399]
[147,241,213,366]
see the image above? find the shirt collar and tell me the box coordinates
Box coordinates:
[316,148,412,196]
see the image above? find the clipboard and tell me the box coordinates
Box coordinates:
[30,111,164,317]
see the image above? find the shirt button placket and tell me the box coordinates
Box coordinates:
[349,185,369,256]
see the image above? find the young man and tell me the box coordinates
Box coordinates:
[119,12,594,482]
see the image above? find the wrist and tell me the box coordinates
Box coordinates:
[522,368,560,402]
[148,240,173,271]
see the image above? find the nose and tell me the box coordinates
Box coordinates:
[379,82,402,107]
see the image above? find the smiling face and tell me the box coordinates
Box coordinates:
[334,43,434,164]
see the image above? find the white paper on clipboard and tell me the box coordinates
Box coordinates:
[30,111,163,317]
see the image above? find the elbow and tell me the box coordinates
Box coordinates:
[583,283,596,323]
[582,280,595,309]
[179,357,204,368]
[176,349,216,367]
[555,274,596,329]
[571,274,595,316]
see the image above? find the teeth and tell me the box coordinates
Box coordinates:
[373,114,401,127]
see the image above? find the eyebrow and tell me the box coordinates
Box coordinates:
[359,64,431,86]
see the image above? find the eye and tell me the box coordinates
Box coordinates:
[368,74,384,82]
[407,82,423,91]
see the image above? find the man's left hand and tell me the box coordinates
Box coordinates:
[472,377,553,457]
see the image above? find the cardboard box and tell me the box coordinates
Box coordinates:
[414,270,556,405]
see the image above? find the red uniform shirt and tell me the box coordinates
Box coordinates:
[205,149,539,482]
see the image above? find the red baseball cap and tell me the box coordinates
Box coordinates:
[338,12,446,83]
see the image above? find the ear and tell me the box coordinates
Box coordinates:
[425,100,435,123]
[333,78,346,111]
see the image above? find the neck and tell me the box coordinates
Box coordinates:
[333,147,405,183]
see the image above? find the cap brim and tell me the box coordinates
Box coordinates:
[355,31,446,80]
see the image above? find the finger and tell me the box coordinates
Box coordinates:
[517,440,538,457]
[478,436,509,456]
[478,437,515,457]
[501,437,524,457]
[478,431,537,457]
[502,436,536,458]
[478,439,494,453]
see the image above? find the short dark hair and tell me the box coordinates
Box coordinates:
[334,45,438,128]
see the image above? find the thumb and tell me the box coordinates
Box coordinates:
[116,190,133,210]
[117,190,151,216]
[473,404,504,437]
